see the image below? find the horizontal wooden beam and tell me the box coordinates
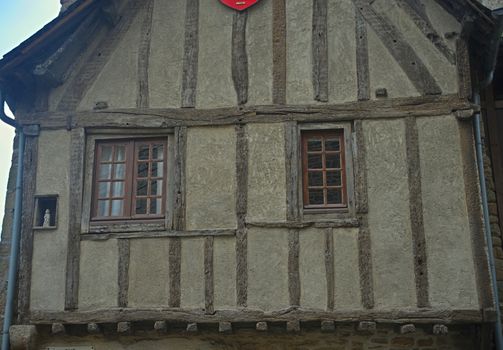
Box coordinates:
[28,307,492,325]
[81,229,237,241]
[21,95,474,130]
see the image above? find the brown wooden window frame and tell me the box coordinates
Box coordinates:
[301,129,348,210]
[91,138,167,222]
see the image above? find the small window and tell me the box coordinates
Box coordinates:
[92,139,167,221]
[302,130,347,209]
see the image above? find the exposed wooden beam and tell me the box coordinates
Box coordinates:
[272,0,287,104]
[312,0,329,102]
[181,0,199,107]
[231,11,249,105]
[136,0,154,109]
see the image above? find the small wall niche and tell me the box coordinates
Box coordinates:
[33,195,58,230]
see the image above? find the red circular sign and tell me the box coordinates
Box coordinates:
[219,0,260,11]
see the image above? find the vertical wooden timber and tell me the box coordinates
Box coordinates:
[16,135,38,322]
[272,0,287,105]
[117,239,130,307]
[405,117,429,308]
[312,0,328,102]
[169,126,187,308]
[459,120,495,309]
[65,128,86,310]
[355,10,370,101]
[204,236,215,314]
[136,0,154,109]
[456,37,472,100]
[232,11,249,105]
[57,2,140,111]
[181,0,199,108]
[353,0,441,96]
[288,229,300,307]
[285,121,299,222]
[235,124,248,307]
[325,228,335,310]
[354,120,374,309]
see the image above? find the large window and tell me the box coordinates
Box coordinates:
[92,139,167,221]
[302,130,347,209]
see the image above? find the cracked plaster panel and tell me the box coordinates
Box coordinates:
[247,0,273,106]
[423,0,461,51]
[213,236,237,309]
[299,228,327,310]
[286,0,315,105]
[334,228,361,309]
[367,24,419,99]
[417,115,478,309]
[30,131,70,311]
[196,0,235,108]
[247,228,289,311]
[328,0,358,103]
[77,9,143,110]
[364,119,416,309]
[128,238,170,308]
[79,240,119,310]
[374,0,458,94]
[186,126,237,230]
[247,123,286,223]
[180,237,205,309]
[149,0,185,108]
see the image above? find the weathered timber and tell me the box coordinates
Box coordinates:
[16,135,38,322]
[287,320,300,333]
[204,236,214,314]
[353,0,442,95]
[168,238,181,308]
[358,216,374,309]
[81,229,236,241]
[118,239,130,308]
[458,120,493,309]
[28,308,488,325]
[456,38,472,100]
[136,0,154,109]
[24,95,475,130]
[288,229,300,307]
[272,0,287,104]
[395,0,455,65]
[235,124,248,307]
[173,127,187,230]
[354,120,368,214]
[284,121,299,221]
[312,0,328,102]
[232,11,249,105]
[325,228,335,310]
[405,117,429,308]
[65,128,86,310]
[355,10,370,101]
[57,1,140,111]
[181,0,199,107]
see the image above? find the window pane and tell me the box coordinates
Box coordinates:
[151,180,163,196]
[308,154,323,169]
[137,180,148,196]
[98,182,110,198]
[152,144,164,160]
[327,188,342,204]
[151,162,163,178]
[114,164,125,180]
[308,189,324,205]
[99,164,112,180]
[326,171,342,186]
[326,154,341,169]
[115,146,126,162]
[112,182,125,197]
[100,145,113,162]
[325,139,340,151]
[98,200,109,217]
[136,198,147,215]
[150,198,162,215]
[138,145,150,160]
[308,171,323,187]
[307,139,322,152]
[111,200,123,216]
[137,162,148,178]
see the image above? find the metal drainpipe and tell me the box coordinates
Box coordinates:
[0,90,24,350]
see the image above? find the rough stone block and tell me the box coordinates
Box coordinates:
[51,323,65,335]
[256,322,268,331]
[400,324,416,334]
[219,322,232,334]
[186,323,198,332]
[433,324,448,335]
[321,320,336,332]
[286,320,300,333]
[87,323,100,334]
[154,321,167,332]
[117,322,131,334]
[357,321,376,333]
[9,325,38,350]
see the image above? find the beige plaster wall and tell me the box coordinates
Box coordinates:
[180,237,205,309]
[423,0,460,52]
[30,130,70,311]
[246,123,287,223]
[417,115,479,308]
[213,236,237,309]
[185,126,237,230]
[334,228,361,309]
[299,228,327,310]
[128,238,170,307]
[364,119,416,308]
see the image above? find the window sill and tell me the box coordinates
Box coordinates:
[87,221,166,234]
